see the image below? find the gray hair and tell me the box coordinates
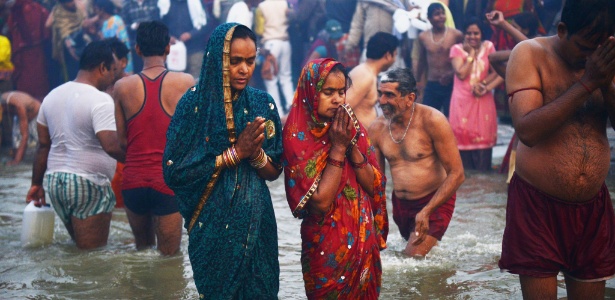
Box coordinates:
[379,68,417,96]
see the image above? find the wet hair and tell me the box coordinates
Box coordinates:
[380,68,417,96]
[105,37,129,60]
[463,17,484,40]
[231,25,257,48]
[366,32,399,59]
[93,0,116,15]
[79,40,115,71]
[137,21,170,57]
[427,2,445,19]
[560,0,615,39]
[512,12,539,38]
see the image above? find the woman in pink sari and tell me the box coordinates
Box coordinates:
[449,18,504,171]
[282,58,388,299]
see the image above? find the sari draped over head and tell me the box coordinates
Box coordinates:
[50,3,85,62]
[282,58,388,300]
[162,23,282,299]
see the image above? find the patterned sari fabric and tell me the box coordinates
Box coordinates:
[282,58,388,300]
[162,23,282,299]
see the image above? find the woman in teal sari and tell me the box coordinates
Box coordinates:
[162,23,283,299]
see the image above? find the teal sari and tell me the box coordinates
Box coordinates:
[163,23,282,299]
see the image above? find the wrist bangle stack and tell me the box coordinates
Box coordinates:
[349,153,368,169]
[222,145,241,168]
[249,148,268,169]
[327,157,345,168]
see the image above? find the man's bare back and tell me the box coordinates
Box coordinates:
[417,28,463,83]
[114,69,195,120]
[508,36,614,202]
[347,64,378,127]
[1,91,40,122]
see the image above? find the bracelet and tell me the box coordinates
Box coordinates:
[223,145,241,168]
[349,153,368,169]
[327,157,345,168]
[466,56,474,63]
[579,80,593,94]
[249,148,268,169]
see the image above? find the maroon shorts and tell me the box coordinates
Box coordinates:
[392,191,456,241]
[499,174,615,281]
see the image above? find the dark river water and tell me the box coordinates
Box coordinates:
[1,160,614,299]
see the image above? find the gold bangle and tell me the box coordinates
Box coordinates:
[249,149,267,169]
[466,56,474,63]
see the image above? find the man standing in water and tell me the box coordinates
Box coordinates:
[26,40,124,250]
[113,21,195,255]
[346,32,398,127]
[162,23,283,298]
[499,0,615,298]
[415,2,463,117]
[369,68,465,257]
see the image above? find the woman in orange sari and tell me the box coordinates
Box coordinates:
[282,58,388,299]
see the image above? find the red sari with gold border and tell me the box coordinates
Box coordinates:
[282,58,388,299]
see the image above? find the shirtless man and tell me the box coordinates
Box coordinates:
[499,0,615,298]
[113,21,195,255]
[1,91,40,165]
[369,68,465,257]
[415,2,462,117]
[346,32,398,127]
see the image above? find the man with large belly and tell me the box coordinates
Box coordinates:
[499,0,615,298]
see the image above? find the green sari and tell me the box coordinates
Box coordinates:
[163,23,282,299]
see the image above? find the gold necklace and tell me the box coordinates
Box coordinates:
[430,26,448,45]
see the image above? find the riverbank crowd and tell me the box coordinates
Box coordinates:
[2,0,614,299]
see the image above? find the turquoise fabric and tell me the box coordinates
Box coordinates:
[163,23,282,299]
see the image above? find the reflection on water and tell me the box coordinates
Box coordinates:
[1,164,614,299]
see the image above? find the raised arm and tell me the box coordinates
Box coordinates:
[486,10,529,44]
[451,44,474,81]
[308,108,353,215]
[488,50,511,78]
[508,38,615,147]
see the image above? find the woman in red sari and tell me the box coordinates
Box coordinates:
[282,58,388,299]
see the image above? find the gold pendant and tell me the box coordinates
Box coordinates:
[264,120,275,139]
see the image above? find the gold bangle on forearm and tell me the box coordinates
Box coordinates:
[249,148,268,169]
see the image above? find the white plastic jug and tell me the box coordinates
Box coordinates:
[21,202,55,248]
[166,41,187,72]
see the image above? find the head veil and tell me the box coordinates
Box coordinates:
[282,58,388,248]
[163,23,283,232]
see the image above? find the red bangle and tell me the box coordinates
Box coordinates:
[579,80,593,94]
[349,153,368,169]
[327,157,345,168]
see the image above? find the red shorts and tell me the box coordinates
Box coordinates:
[499,174,615,281]
[392,191,456,241]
